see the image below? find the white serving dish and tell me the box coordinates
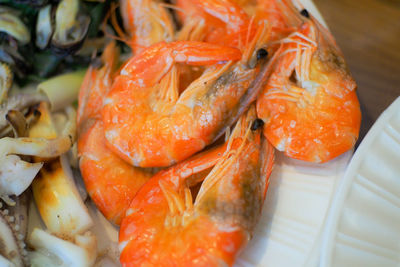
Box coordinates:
[321,97,400,267]
[236,151,352,267]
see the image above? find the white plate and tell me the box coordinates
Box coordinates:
[321,97,400,267]
[236,151,352,267]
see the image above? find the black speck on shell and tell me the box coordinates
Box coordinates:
[256,49,268,61]
[251,119,264,131]
[300,9,310,18]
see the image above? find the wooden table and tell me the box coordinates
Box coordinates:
[313,0,400,146]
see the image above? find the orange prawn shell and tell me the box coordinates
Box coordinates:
[258,85,361,162]
[101,41,245,167]
[119,107,275,266]
[120,211,247,266]
[119,144,238,266]
[118,149,251,266]
[78,121,151,225]
[257,18,361,162]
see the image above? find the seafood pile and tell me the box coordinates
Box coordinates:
[0,0,361,266]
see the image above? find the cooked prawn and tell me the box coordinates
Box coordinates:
[102,33,277,168]
[119,106,275,266]
[256,0,361,162]
[119,0,174,52]
[77,42,152,225]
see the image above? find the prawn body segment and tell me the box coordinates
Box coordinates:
[119,107,275,266]
[78,121,151,225]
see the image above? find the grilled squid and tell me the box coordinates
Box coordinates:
[0,102,75,204]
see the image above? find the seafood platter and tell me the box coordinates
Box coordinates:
[1,0,395,266]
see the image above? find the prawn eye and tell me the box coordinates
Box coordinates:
[251,118,264,131]
[256,48,268,60]
[300,9,310,18]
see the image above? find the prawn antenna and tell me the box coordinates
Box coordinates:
[102,2,137,49]
[195,110,254,205]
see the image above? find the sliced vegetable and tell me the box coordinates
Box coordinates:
[28,228,96,267]
[37,69,86,111]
